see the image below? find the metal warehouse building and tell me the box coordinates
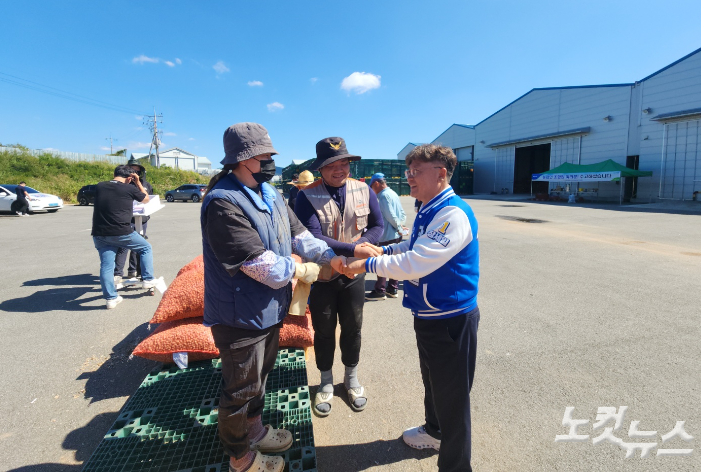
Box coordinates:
[408,49,700,202]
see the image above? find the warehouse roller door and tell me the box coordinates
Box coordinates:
[660,120,701,200]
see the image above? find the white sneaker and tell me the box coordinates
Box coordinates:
[123,277,141,286]
[106,296,123,309]
[16,211,22,216]
[113,275,124,290]
[403,425,441,451]
[142,279,156,289]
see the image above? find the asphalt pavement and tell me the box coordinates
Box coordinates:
[0,196,700,471]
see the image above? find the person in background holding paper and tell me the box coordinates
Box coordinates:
[365,172,407,301]
[202,122,339,472]
[114,157,155,286]
[342,144,480,472]
[91,165,158,309]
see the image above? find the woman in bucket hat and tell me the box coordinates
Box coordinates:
[201,123,342,472]
[293,137,384,417]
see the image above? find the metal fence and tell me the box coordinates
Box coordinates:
[0,146,128,165]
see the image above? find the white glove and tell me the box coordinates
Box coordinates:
[294,262,321,284]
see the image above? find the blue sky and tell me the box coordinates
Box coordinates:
[0,1,700,169]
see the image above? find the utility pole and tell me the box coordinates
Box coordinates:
[143,109,163,167]
[105,134,118,155]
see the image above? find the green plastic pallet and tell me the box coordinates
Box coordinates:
[83,349,315,472]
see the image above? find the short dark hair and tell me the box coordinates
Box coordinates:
[114,165,135,178]
[19,181,26,185]
[405,144,457,181]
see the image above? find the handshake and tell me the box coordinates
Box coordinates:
[330,242,383,279]
[293,243,384,283]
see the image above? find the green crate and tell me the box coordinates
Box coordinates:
[85,351,316,472]
[264,386,309,411]
[274,348,307,367]
[265,365,308,391]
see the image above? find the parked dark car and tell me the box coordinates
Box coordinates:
[165,184,207,203]
[77,184,97,205]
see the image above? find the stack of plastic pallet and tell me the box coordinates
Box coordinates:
[83,348,316,472]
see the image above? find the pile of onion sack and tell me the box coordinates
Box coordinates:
[132,254,314,365]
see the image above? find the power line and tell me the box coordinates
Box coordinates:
[0,71,149,116]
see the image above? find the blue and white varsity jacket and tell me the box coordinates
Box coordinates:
[365,186,479,319]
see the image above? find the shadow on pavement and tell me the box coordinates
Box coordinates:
[0,287,104,313]
[22,274,100,287]
[9,411,121,472]
[315,437,436,471]
[77,322,160,404]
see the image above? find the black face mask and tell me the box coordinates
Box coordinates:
[249,158,276,184]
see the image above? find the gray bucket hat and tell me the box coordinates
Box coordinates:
[221,122,279,165]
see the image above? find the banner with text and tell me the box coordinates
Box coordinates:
[532,171,621,182]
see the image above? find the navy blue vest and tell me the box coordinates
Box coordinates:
[200,173,292,330]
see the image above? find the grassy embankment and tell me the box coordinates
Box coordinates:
[0,149,210,204]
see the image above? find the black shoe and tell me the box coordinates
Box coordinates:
[386,287,398,298]
[127,271,137,278]
[365,290,386,301]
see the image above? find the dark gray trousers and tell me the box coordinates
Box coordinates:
[414,307,480,472]
[211,323,281,459]
[309,274,365,371]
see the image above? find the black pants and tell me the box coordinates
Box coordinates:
[374,237,402,293]
[414,307,480,472]
[309,274,365,371]
[16,199,29,214]
[211,322,281,459]
[114,221,148,276]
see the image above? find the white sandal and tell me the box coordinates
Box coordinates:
[347,386,367,412]
[313,390,333,417]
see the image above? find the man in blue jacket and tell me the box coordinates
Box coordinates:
[344,144,480,472]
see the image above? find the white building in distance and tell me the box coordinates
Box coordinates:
[131,147,212,174]
[405,49,700,202]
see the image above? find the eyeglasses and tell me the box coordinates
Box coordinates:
[405,167,443,178]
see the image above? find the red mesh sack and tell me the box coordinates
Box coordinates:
[279,308,314,348]
[149,269,204,324]
[177,255,204,277]
[132,317,218,363]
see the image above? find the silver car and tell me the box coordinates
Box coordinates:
[165,184,207,203]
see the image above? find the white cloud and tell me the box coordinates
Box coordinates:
[165,61,175,67]
[100,146,111,151]
[164,132,177,136]
[248,80,264,87]
[130,141,153,149]
[341,72,381,95]
[175,58,182,65]
[267,102,284,112]
[310,77,318,84]
[133,55,159,64]
[213,61,230,74]
[135,115,143,120]
[188,137,195,141]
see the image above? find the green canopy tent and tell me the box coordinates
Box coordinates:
[531,159,652,204]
